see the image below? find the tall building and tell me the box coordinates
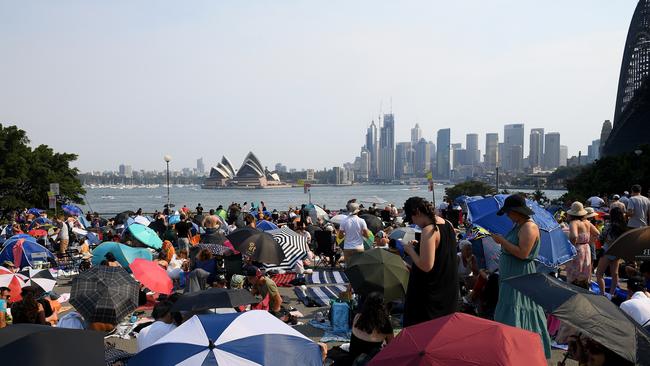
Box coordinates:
[196,158,205,175]
[529,128,544,169]
[414,138,431,177]
[365,121,378,179]
[544,132,561,169]
[599,120,612,157]
[333,167,342,185]
[560,145,568,167]
[379,114,396,181]
[588,139,601,163]
[451,143,464,169]
[395,142,413,179]
[510,145,523,171]
[357,149,370,182]
[118,164,133,178]
[503,124,525,171]
[466,133,480,166]
[411,124,422,145]
[436,129,451,180]
[485,133,499,169]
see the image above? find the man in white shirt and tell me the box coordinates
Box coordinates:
[626,185,650,228]
[338,200,369,267]
[620,277,650,328]
[587,195,605,209]
[137,301,177,351]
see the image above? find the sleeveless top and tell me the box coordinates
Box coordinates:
[457,253,472,277]
[403,220,459,327]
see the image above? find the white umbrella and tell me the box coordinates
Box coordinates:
[19,268,57,293]
[133,216,151,226]
[361,196,388,205]
[328,214,348,225]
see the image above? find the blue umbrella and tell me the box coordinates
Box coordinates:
[256,220,279,232]
[468,194,576,268]
[78,215,90,229]
[27,208,44,216]
[168,215,181,225]
[126,224,163,250]
[129,311,322,366]
[61,204,83,216]
[91,242,153,268]
[0,235,55,269]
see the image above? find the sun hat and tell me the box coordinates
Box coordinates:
[230,275,245,289]
[346,201,361,215]
[566,201,587,217]
[612,194,621,200]
[496,195,534,217]
[584,207,598,219]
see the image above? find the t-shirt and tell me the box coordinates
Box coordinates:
[627,195,650,228]
[58,223,69,241]
[620,292,650,326]
[0,299,6,313]
[610,201,626,213]
[256,277,280,309]
[137,321,177,351]
[587,196,605,208]
[340,215,368,250]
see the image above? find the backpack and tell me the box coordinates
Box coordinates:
[329,300,351,333]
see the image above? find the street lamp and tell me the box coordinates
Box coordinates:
[164,155,172,209]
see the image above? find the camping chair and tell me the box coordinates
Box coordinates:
[314,230,336,268]
[30,252,49,269]
[55,249,81,278]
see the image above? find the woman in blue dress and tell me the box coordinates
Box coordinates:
[491,194,551,359]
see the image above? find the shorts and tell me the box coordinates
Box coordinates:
[602,245,617,261]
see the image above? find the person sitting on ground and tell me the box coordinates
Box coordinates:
[11,286,48,325]
[245,265,282,314]
[620,276,650,329]
[201,215,227,244]
[457,240,480,290]
[0,287,10,328]
[137,300,177,351]
[185,249,217,293]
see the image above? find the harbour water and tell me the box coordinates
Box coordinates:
[81,185,567,214]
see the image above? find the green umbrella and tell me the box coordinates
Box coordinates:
[345,248,409,302]
[127,224,163,250]
[91,242,153,269]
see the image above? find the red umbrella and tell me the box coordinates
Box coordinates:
[0,266,28,302]
[369,313,547,366]
[28,229,48,237]
[129,258,173,295]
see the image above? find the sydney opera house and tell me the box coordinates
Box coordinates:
[202,152,289,189]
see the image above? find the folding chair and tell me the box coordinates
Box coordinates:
[314,230,336,268]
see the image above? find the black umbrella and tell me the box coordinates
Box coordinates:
[505,273,650,364]
[0,324,104,366]
[345,248,409,303]
[171,288,259,312]
[360,214,383,235]
[18,268,57,296]
[114,210,135,225]
[605,226,650,261]
[70,266,139,324]
[226,227,285,264]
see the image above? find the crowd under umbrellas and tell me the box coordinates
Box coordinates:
[0,190,648,365]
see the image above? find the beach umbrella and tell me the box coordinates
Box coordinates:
[359,214,383,234]
[61,204,83,217]
[0,236,55,269]
[168,214,181,225]
[345,248,409,303]
[0,324,105,366]
[0,266,28,301]
[91,242,153,268]
[256,220,278,232]
[262,227,311,271]
[30,217,52,227]
[18,268,56,295]
[78,215,90,229]
[368,313,546,366]
[467,194,576,267]
[113,211,134,225]
[306,204,328,222]
[27,208,44,216]
[605,226,650,261]
[70,266,139,324]
[389,227,418,244]
[505,273,650,365]
[171,288,259,312]
[27,229,48,238]
[129,258,172,295]
[361,196,388,205]
[129,311,323,366]
[198,243,234,256]
[227,227,285,264]
[327,214,348,225]
[126,224,163,249]
[133,215,151,226]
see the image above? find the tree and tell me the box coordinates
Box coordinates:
[0,124,85,217]
[445,180,496,201]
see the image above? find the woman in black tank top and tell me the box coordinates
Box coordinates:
[402,197,459,327]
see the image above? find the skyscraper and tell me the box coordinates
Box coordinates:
[358,148,370,182]
[544,132,561,169]
[529,128,544,169]
[451,143,464,169]
[599,120,612,157]
[379,114,396,181]
[466,133,479,166]
[411,123,422,145]
[365,121,378,180]
[436,128,451,180]
[395,142,413,179]
[485,133,499,169]
[504,124,525,171]
[414,138,431,177]
[560,145,568,167]
[196,158,205,175]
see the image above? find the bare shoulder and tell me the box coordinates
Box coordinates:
[521,221,539,234]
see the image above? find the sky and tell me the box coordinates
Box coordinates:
[0,1,639,172]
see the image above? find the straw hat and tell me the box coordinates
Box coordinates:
[566,202,587,217]
[584,207,598,219]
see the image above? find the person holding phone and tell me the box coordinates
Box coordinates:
[491,194,551,359]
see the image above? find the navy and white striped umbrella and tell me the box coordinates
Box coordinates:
[129,311,323,366]
[263,227,310,271]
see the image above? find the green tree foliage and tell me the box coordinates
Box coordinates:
[0,124,85,215]
[445,180,496,201]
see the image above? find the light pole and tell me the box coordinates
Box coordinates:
[164,155,172,209]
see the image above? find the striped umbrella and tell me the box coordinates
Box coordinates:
[263,227,310,271]
[18,268,57,295]
[0,266,28,301]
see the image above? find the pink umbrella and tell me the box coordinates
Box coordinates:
[129,258,173,295]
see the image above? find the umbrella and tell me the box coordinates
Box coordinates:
[127,224,163,249]
[0,236,55,269]
[27,229,48,238]
[262,227,311,271]
[70,266,139,324]
[255,220,278,232]
[91,242,153,268]
[18,268,56,295]
[168,214,181,225]
[198,243,234,256]
[61,204,83,216]
[605,226,650,261]
[467,194,576,267]
[227,227,285,264]
[133,215,151,226]
[30,217,52,227]
[78,215,90,229]
[27,208,44,216]
[306,204,328,223]
[129,311,323,366]
[113,211,135,225]
[389,227,418,244]
[359,214,383,234]
[328,214,347,225]
[129,258,172,295]
[171,288,259,312]
[0,266,28,301]
[505,273,650,365]
[361,196,388,205]
[0,324,105,366]
[368,313,547,366]
[345,248,409,302]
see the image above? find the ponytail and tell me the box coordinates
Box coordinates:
[403,197,438,231]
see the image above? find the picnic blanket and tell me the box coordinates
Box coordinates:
[304,271,348,285]
[294,285,347,307]
[308,319,351,342]
[271,272,297,287]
